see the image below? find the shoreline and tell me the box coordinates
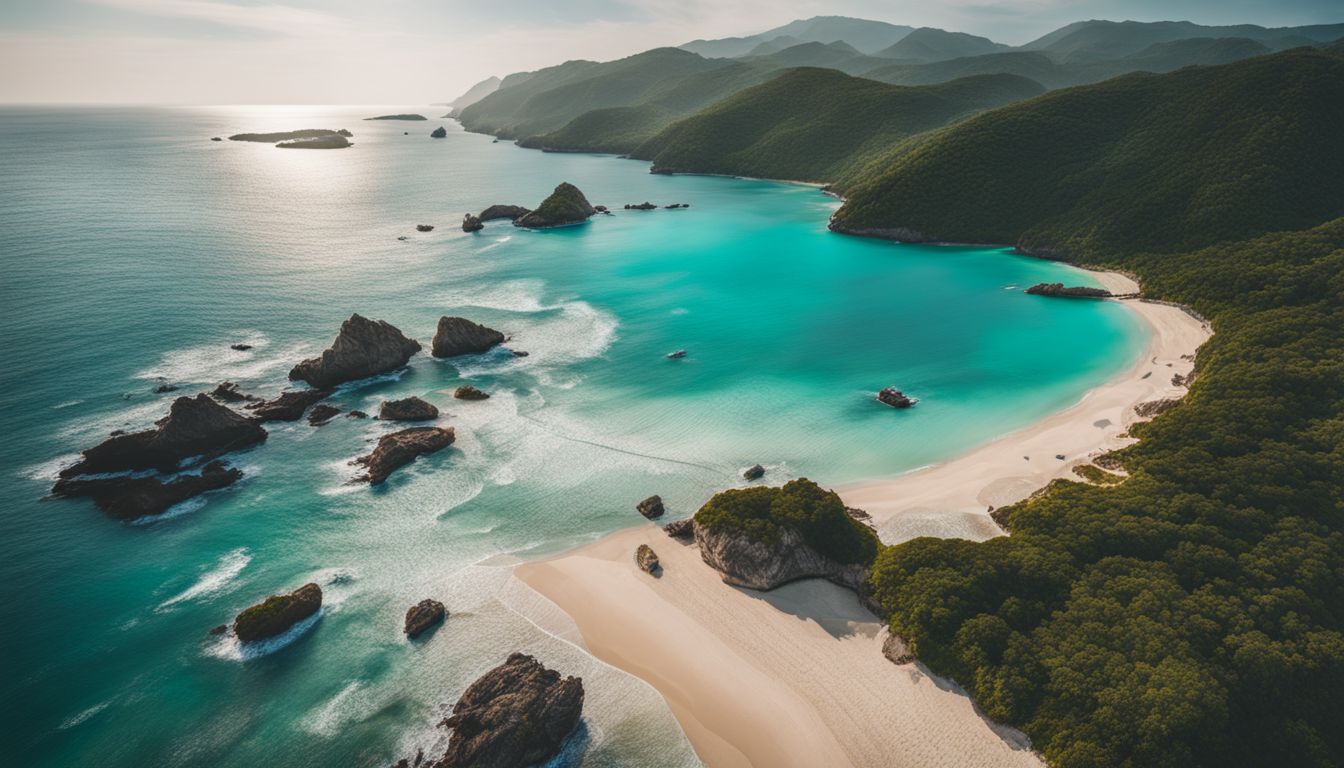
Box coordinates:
[514,265,1211,767]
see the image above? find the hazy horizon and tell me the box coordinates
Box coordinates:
[1,0,1339,105]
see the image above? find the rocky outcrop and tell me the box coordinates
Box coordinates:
[353,427,455,484]
[432,317,505,358]
[308,404,341,426]
[882,632,914,665]
[664,203,689,209]
[454,385,490,401]
[462,214,483,232]
[877,387,914,408]
[366,114,427,121]
[431,126,448,138]
[405,599,447,639]
[230,343,253,351]
[514,183,596,228]
[289,314,421,388]
[247,388,331,422]
[1025,283,1111,298]
[52,460,243,520]
[417,224,435,232]
[636,495,665,519]
[379,396,439,421]
[845,506,875,528]
[1135,397,1181,418]
[624,202,657,210]
[210,382,256,402]
[636,544,660,574]
[666,350,687,359]
[694,521,870,592]
[825,220,936,243]
[478,205,530,222]
[743,464,765,481]
[347,410,369,419]
[428,653,584,768]
[59,394,266,477]
[663,519,694,539]
[233,583,322,642]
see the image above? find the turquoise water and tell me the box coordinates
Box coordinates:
[0,106,1146,767]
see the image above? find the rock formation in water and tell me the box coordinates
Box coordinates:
[379,396,439,421]
[247,388,332,422]
[228,129,351,143]
[417,224,435,232]
[431,126,448,138]
[877,387,914,408]
[424,653,584,768]
[624,202,657,210]
[478,205,530,222]
[367,114,428,121]
[209,382,256,403]
[743,464,765,481]
[454,385,490,401]
[1024,282,1111,298]
[353,427,455,484]
[663,519,694,539]
[635,544,661,574]
[59,394,267,477]
[230,343,253,351]
[233,583,322,642]
[404,599,447,639]
[432,317,505,358]
[462,214,483,232]
[51,460,243,520]
[289,314,422,389]
[514,183,596,229]
[636,495,665,519]
[308,404,341,426]
[276,135,351,149]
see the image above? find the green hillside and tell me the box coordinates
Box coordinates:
[743,40,885,74]
[630,68,1045,182]
[866,51,1071,88]
[831,48,1344,767]
[680,15,913,58]
[874,27,1009,61]
[1023,19,1344,61]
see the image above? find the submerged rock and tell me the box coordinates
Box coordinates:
[247,388,331,422]
[353,426,455,484]
[478,204,530,222]
[429,653,584,768]
[230,343,253,351]
[289,314,421,389]
[454,385,490,401]
[233,583,322,643]
[346,410,369,419]
[462,214,483,232]
[663,519,694,539]
[1025,283,1111,298]
[153,379,178,394]
[743,464,765,481]
[308,404,341,426]
[637,495,665,519]
[514,182,596,229]
[877,387,914,408]
[432,317,505,358]
[404,599,447,639]
[209,382,257,403]
[431,126,448,138]
[52,460,243,520]
[59,394,266,477]
[417,224,435,232]
[379,396,439,421]
[636,544,660,574]
[666,350,687,359]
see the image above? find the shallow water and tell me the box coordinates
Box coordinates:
[0,105,1145,767]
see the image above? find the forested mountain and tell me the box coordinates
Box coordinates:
[873,27,1010,61]
[829,48,1344,767]
[1022,18,1344,60]
[742,41,883,73]
[680,15,913,58]
[443,75,499,116]
[631,69,1044,182]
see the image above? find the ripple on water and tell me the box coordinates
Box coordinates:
[157,548,251,611]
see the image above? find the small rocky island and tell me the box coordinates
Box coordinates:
[691,478,880,591]
[432,316,505,358]
[404,599,447,639]
[478,204,530,222]
[353,426,455,484]
[289,314,422,389]
[276,135,350,149]
[514,183,596,229]
[365,114,427,121]
[228,129,352,143]
[233,583,322,642]
[379,396,439,421]
[431,126,448,138]
[406,653,584,768]
[877,387,915,408]
[1024,282,1112,298]
[247,388,331,422]
[637,495,665,519]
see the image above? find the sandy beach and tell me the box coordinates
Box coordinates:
[515,269,1211,768]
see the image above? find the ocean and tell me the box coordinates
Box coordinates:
[0,105,1146,767]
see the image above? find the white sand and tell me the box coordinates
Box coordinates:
[514,269,1211,767]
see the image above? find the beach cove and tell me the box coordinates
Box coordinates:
[3,106,1160,767]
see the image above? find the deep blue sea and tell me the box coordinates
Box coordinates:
[0,105,1146,767]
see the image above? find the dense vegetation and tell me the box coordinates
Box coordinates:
[840,48,1344,767]
[631,68,1043,182]
[695,479,879,566]
[874,27,1009,61]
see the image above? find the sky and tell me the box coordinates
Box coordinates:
[0,0,1338,104]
